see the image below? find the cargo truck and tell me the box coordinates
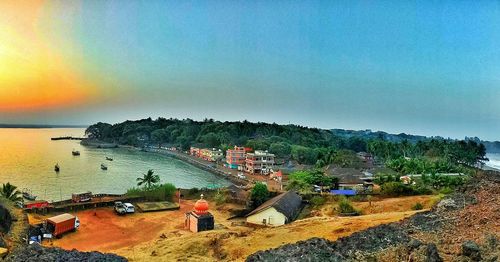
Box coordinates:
[46,213,80,238]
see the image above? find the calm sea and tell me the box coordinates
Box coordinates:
[486,153,500,171]
[0,128,229,201]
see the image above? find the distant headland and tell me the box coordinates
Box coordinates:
[0,124,88,129]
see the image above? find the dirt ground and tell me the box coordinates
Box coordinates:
[34,195,438,261]
[113,211,421,261]
[37,200,197,252]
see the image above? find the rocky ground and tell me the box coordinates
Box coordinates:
[247,170,500,262]
[4,244,126,262]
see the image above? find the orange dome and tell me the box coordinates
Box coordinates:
[194,194,209,215]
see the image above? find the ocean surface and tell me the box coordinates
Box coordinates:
[0,128,229,201]
[485,153,500,171]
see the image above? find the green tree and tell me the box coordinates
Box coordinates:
[1,182,21,202]
[136,169,160,190]
[251,183,270,208]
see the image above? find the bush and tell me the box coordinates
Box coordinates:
[439,187,454,195]
[126,183,177,201]
[337,196,359,215]
[310,196,326,207]
[412,202,424,210]
[214,192,226,206]
[251,183,270,208]
[381,182,415,196]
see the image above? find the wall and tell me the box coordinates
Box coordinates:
[246,207,287,226]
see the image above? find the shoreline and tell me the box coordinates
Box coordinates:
[81,140,250,187]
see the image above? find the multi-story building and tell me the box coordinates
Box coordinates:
[200,148,224,162]
[226,146,247,169]
[245,150,275,175]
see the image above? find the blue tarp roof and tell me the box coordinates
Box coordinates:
[330,189,357,196]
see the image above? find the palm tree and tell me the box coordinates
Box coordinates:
[137,169,160,190]
[1,182,22,201]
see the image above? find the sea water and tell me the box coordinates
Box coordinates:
[0,128,229,201]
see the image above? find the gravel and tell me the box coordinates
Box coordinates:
[4,244,127,262]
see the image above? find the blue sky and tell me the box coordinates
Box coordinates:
[2,0,500,140]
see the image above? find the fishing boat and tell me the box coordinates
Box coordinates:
[105,157,113,161]
[22,189,37,201]
[101,164,108,170]
[54,164,60,172]
[72,150,80,156]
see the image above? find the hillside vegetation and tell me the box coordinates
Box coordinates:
[85,118,487,172]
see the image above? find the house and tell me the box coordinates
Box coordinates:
[246,191,302,226]
[200,148,223,162]
[357,152,374,166]
[326,167,374,192]
[226,146,247,169]
[190,147,201,157]
[245,150,275,175]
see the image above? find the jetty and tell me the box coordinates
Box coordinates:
[51,136,84,141]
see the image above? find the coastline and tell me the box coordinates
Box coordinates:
[80,139,249,187]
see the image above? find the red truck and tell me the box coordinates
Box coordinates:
[46,213,80,238]
[24,200,49,209]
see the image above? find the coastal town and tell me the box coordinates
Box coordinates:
[2,1,500,261]
[1,121,498,262]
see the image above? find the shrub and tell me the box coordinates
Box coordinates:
[412,202,424,210]
[251,183,270,208]
[310,196,326,207]
[439,187,453,195]
[126,183,177,201]
[337,196,359,215]
[214,192,226,206]
[381,182,415,196]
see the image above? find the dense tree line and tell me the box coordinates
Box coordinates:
[85,118,487,169]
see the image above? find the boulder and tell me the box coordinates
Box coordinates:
[462,240,481,261]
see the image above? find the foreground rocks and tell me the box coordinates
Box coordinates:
[4,244,127,262]
[247,170,500,262]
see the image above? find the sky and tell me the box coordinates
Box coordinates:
[0,1,500,140]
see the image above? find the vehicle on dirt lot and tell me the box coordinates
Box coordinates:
[46,213,80,238]
[114,202,127,215]
[114,202,135,215]
[123,203,135,213]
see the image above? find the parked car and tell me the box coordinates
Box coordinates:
[114,202,126,215]
[237,173,246,179]
[114,202,135,215]
[123,203,135,213]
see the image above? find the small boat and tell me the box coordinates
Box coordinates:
[22,189,37,201]
[72,150,80,156]
[54,164,60,172]
[101,164,108,170]
[106,157,113,161]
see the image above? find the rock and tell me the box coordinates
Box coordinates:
[0,247,8,258]
[462,240,481,261]
[4,244,127,262]
[424,244,442,262]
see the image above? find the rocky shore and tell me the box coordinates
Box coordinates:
[247,170,500,262]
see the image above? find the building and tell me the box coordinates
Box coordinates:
[357,152,374,166]
[246,191,302,226]
[326,167,374,192]
[200,148,223,162]
[190,147,201,157]
[245,150,275,175]
[185,194,214,233]
[226,146,247,169]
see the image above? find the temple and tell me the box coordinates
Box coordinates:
[185,194,214,233]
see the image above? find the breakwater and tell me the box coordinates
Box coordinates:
[50,136,84,141]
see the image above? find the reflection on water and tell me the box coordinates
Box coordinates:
[0,128,229,201]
